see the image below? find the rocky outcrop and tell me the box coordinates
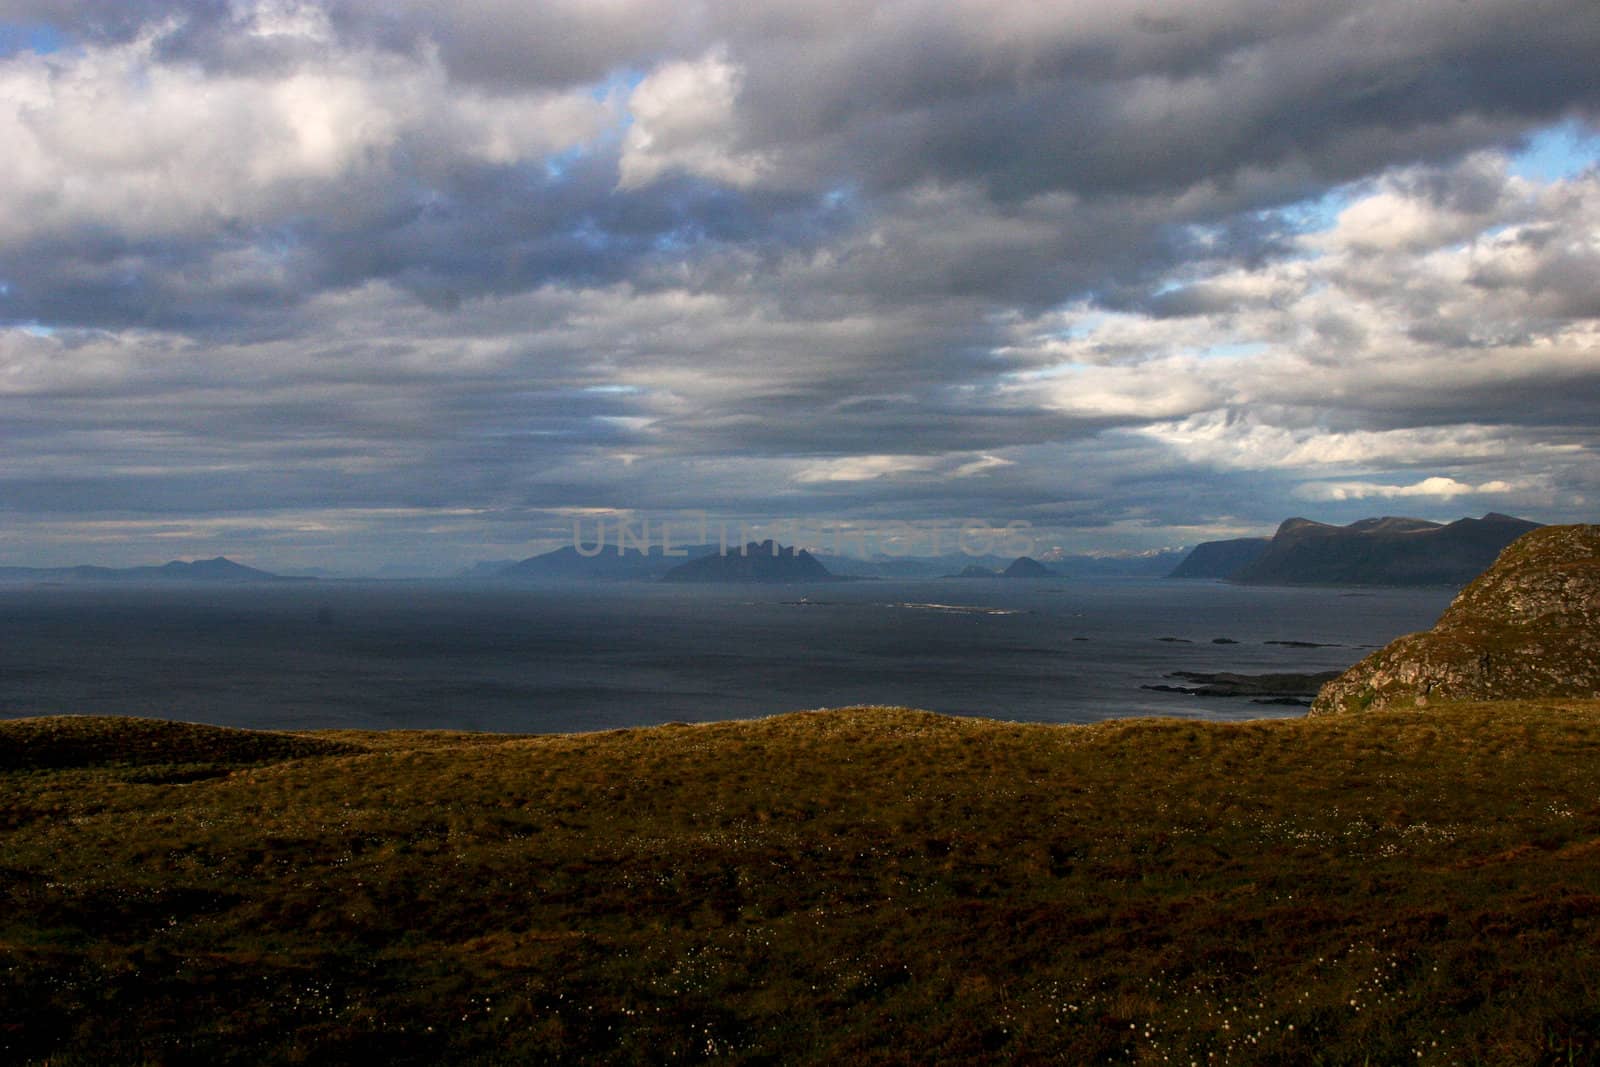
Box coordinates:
[1310,525,1600,714]
[1144,670,1341,704]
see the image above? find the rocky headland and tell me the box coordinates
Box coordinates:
[1311,524,1600,714]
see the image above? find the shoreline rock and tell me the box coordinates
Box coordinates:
[1143,670,1342,699]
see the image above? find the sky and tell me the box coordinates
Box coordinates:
[0,0,1597,572]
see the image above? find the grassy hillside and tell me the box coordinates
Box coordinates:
[5,704,1600,1064]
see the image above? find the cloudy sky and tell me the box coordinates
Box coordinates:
[1,0,1597,571]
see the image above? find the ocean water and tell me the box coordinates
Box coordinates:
[0,579,1454,733]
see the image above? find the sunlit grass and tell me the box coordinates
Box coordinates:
[4,702,1600,1064]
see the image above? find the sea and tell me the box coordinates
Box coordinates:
[0,579,1455,734]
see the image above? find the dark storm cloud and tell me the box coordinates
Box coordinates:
[678,1,1600,202]
[0,0,217,43]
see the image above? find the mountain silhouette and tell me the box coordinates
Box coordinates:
[660,542,834,583]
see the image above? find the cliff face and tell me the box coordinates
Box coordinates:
[1310,525,1600,715]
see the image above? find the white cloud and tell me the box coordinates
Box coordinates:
[1020,358,1223,420]
[792,455,935,483]
[0,23,612,242]
[792,451,1014,483]
[951,454,1013,477]
[1293,476,1527,502]
[617,48,771,189]
[1003,158,1600,447]
[236,0,335,42]
[1138,414,1550,471]
[1308,156,1530,255]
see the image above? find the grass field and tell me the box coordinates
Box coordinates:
[5,703,1600,1064]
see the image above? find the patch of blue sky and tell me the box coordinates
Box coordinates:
[592,67,647,104]
[820,184,862,213]
[530,71,647,183]
[651,227,705,255]
[1278,186,1355,235]
[1509,118,1600,182]
[0,21,67,56]
[1188,341,1265,360]
[587,68,645,148]
[593,414,652,430]
[0,280,54,335]
[1005,365,1073,382]
[1044,311,1110,340]
[540,78,641,182]
[1003,338,1262,382]
[544,144,591,181]
[583,384,641,395]
[5,320,57,337]
[569,218,613,250]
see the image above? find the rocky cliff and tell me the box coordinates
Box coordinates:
[1310,524,1600,714]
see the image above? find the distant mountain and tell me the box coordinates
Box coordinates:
[1233,513,1542,587]
[0,557,301,583]
[1002,556,1056,578]
[493,543,721,581]
[1168,538,1272,579]
[155,558,290,581]
[660,541,834,583]
[944,557,1063,579]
